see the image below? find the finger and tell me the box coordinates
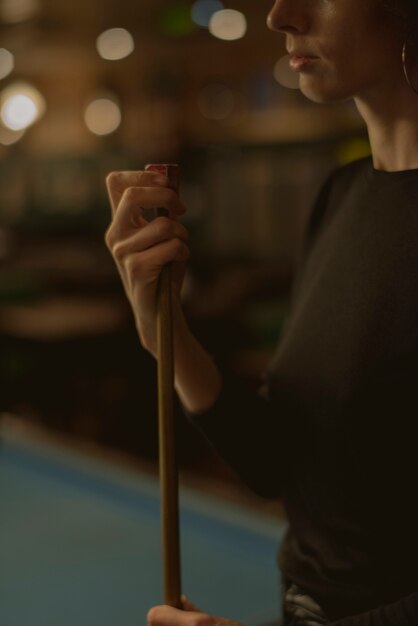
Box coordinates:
[125,238,190,285]
[112,186,186,235]
[106,216,189,257]
[106,170,170,215]
[122,238,189,304]
[147,605,207,626]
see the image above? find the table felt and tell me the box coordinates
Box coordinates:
[0,433,286,626]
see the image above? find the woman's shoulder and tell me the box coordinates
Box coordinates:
[303,156,372,250]
[326,155,372,191]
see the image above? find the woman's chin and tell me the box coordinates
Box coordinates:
[299,79,352,104]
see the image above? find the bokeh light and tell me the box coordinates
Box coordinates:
[0,82,46,130]
[273,55,300,90]
[0,49,14,80]
[191,0,224,28]
[197,83,235,120]
[0,0,40,23]
[209,9,247,41]
[2,95,37,130]
[84,98,122,135]
[96,28,135,61]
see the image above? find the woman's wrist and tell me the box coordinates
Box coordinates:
[135,318,157,357]
[136,298,222,414]
[173,308,222,414]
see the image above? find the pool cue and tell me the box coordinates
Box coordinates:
[145,163,182,609]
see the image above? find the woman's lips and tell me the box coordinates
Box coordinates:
[289,55,318,71]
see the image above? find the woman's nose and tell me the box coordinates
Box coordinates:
[266,0,308,34]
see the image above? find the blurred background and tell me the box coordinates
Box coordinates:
[0,0,371,492]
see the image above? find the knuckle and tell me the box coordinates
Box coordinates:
[146,607,157,624]
[112,241,127,262]
[105,171,120,188]
[172,238,189,259]
[177,223,189,241]
[172,237,184,253]
[124,186,139,203]
[154,216,173,238]
[104,226,113,249]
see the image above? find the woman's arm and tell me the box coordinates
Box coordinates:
[105,169,284,498]
[172,303,222,414]
[105,169,223,415]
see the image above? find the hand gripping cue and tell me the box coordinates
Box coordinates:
[144,163,181,609]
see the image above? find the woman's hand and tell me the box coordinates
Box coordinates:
[147,597,245,626]
[105,169,189,355]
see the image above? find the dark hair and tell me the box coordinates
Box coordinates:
[381,0,418,43]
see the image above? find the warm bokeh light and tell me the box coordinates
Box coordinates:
[96,28,135,61]
[1,94,37,130]
[0,0,40,23]
[273,55,300,90]
[0,125,25,146]
[191,0,224,28]
[209,9,247,41]
[197,83,235,120]
[0,82,46,130]
[84,98,122,135]
[0,48,14,80]
[2,95,37,130]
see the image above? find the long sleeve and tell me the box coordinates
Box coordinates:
[184,364,285,498]
[183,168,342,500]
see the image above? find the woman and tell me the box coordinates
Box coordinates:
[105,0,418,624]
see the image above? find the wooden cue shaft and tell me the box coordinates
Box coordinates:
[146,163,181,608]
[157,263,181,608]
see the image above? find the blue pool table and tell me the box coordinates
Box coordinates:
[0,423,286,626]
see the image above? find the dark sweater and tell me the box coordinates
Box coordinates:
[186,156,418,625]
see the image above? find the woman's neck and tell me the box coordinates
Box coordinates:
[355,88,418,172]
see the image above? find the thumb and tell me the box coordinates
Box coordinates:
[180,594,202,612]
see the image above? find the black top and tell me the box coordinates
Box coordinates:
[186,156,418,625]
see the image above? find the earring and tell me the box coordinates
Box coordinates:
[402,40,418,95]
